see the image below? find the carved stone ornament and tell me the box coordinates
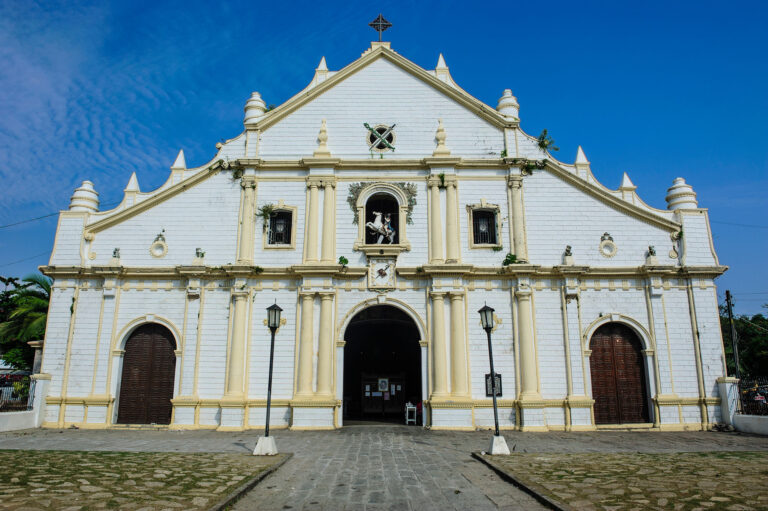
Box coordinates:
[149,231,168,258]
[368,257,396,289]
[347,182,417,224]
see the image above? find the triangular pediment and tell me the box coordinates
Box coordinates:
[253,45,509,159]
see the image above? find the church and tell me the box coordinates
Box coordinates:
[38,35,728,432]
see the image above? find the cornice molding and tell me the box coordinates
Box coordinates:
[39,264,727,280]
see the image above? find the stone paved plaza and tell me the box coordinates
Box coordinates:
[1,426,767,510]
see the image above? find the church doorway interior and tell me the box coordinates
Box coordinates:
[589,323,650,425]
[343,305,420,423]
[116,323,176,425]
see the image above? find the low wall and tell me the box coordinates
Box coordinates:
[0,376,49,432]
[733,414,768,436]
[0,409,37,432]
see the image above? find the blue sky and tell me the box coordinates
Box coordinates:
[0,0,766,314]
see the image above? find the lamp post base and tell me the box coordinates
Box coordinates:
[253,436,278,455]
[488,434,510,455]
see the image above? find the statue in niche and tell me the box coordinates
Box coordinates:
[365,211,396,244]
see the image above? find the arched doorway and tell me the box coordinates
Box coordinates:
[589,323,650,424]
[343,305,420,423]
[117,323,176,425]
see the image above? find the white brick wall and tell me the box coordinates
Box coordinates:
[258,58,503,159]
[88,172,240,267]
[525,171,675,267]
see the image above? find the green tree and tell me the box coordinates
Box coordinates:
[720,303,768,378]
[0,273,51,369]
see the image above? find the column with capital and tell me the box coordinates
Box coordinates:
[320,180,336,263]
[428,178,444,263]
[431,292,448,397]
[295,293,315,397]
[508,176,528,262]
[305,180,320,262]
[316,293,335,397]
[449,292,469,398]
[516,286,539,399]
[445,178,460,262]
[237,176,257,264]
[225,290,249,397]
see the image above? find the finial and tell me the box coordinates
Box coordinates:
[436,53,447,69]
[124,172,139,192]
[317,56,328,71]
[369,14,392,42]
[496,89,519,118]
[244,92,267,125]
[69,180,99,212]
[665,177,698,210]
[314,119,331,157]
[619,172,636,190]
[575,146,589,165]
[433,119,450,156]
[171,149,186,170]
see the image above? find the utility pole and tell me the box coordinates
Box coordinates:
[725,290,741,380]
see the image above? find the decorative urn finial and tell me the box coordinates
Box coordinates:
[69,180,99,212]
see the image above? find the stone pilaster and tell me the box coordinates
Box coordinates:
[428,178,444,263]
[237,176,257,264]
[224,289,249,397]
[445,178,460,262]
[516,284,539,400]
[508,176,528,262]
[430,292,448,397]
[320,180,336,263]
[305,180,320,262]
[296,292,315,396]
[449,291,469,398]
[316,292,335,396]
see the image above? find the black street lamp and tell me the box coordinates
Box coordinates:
[478,304,501,437]
[264,303,282,438]
[254,303,282,455]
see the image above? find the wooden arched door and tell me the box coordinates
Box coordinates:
[589,323,650,424]
[117,324,176,424]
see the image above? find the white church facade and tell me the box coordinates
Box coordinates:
[38,41,728,432]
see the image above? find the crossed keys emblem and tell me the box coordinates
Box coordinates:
[364,123,396,152]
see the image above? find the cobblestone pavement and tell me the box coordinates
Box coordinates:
[0,450,286,511]
[2,426,767,510]
[483,451,768,511]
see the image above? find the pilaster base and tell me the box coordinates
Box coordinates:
[430,404,473,430]
[290,402,336,430]
[218,402,246,431]
[518,406,546,430]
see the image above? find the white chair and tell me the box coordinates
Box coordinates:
[405,403,417,425]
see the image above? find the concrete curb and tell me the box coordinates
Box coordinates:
[208,452,293,511]
[471,452,573,511]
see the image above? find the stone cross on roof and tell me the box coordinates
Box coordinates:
[369,14,391,42]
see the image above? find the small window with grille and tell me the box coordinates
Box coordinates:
[268,211,292,245]
[472,210,497,245]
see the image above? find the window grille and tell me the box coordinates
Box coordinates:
[473,210,497,245]
[268,211,292,245]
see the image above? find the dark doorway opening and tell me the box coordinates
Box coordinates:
[117,323,176,425]
[589,323,650,425]
[343,305,420,423]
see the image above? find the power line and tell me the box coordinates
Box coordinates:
[0,212,59,229]
[0,251,50,269]
[0,201,121,230]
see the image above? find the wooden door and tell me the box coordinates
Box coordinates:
[590,323,649,424]
[117,324,176,424]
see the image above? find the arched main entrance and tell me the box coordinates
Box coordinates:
[117,323,176,425]
[343,305,421,423]
[589,323,650,424]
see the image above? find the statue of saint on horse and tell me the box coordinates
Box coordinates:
[365,211,396,244]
